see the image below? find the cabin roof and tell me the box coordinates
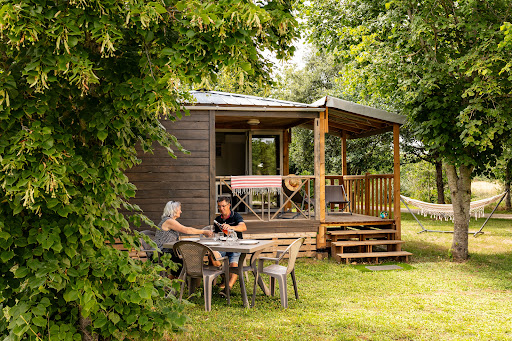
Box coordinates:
[186,91,407,139]
[190,90,312,108]
[311,96,407,138]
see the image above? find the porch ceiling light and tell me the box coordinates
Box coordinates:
[247,119,260,125]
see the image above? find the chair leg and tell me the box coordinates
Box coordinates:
[291,270,299,300]
[276,275,288,309]
[224,259,231,305]
[204,276,214,312]
[179,277,186,302]
[270,277,275,296]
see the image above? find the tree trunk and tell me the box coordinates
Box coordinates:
[506,160,511,211]
[444,163,473,262]
[79,309,98,341]
[435,160,445,204]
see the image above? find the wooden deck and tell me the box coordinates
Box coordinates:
[242,212,394,231]
[241,212,411,262]
[323,213,395,226]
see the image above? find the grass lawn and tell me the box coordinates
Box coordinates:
[167,214,512,340]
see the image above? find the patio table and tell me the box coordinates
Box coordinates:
[163,239,275,308]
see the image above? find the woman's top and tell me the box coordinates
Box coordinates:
[154,217,180,250]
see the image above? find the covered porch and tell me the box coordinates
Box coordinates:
[126,91,410,262]
[202,92,408,261]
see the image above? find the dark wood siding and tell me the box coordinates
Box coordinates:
[126,110,213,228]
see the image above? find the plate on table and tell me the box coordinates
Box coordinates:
[181,237,200,242]
[238,240,259,245]
[202,241,221,246]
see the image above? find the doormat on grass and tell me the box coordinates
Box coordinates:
[351,263,414,272]
[366,265,403,271]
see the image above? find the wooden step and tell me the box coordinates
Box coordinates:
[329,229,397,236]
[335,251,412,264]
[332,240,404,247]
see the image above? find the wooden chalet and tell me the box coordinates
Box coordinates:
[126,91,412,263]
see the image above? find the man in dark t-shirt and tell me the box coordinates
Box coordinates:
[212,196,247,291]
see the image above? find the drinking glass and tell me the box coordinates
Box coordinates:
[227,229,237,245]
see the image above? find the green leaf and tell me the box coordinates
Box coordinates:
[161,47,174,55]
[64,289,79,302]
[28,276,46,289]
[186,30,196,38]
[176,1,186,11]
[14,266,30,278]
[57,206,70,217]
[46,198,60,208]
[93,315,107,328]
[13,204,23,215]
[139,285,153,299]
[97,130,108,141]
[127,273,136,282]
[150,2,167,14]
[240,62,252,72]
[0,231,10,241]
[108,312,120,325]
[42,138,54,149]
[32,316,47,327]
[1,250,14,262]
[32,304,46,316]
[126,314,137,325]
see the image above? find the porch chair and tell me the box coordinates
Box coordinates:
[173,241,230,311]
[325,185,352,215]
[251,237,305,308]
[277,179,313,219]
[138,230,159,262]
[277,183,306,219]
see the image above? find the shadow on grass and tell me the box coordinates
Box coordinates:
[404,239,451,262]
[465,250,512,290]
[401,213,512,290]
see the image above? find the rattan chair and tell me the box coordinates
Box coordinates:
[251,237,305,308]
[173,241,230,311]
[138,230,158,261]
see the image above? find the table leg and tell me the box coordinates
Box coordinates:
[238,253,249,308]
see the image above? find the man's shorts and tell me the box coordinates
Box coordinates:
[219,251,241,265]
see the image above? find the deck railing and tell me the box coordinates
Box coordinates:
[326,174,395,218]
[216,176,315,221]
[216,174,396,220]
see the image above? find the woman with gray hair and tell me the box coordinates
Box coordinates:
[154,200,213,277]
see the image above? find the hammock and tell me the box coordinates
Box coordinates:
[400,191,508,236]
[400,193,506,221]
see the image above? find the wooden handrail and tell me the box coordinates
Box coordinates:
[216,174,397,220]
[324,174,396,218]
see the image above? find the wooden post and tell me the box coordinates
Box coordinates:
[283,129,291,211]
[365,173,370,215]
[393,123,402,246]
[209,110,217,223]
[324,107,329,133]
[283,129,290,176]
[315,113,326,248]
[341,130,348,176]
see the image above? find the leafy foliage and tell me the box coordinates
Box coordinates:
[274,49,397,176]
[304,0,512,260]
[305,0,512,171]
[0,0,298,339]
